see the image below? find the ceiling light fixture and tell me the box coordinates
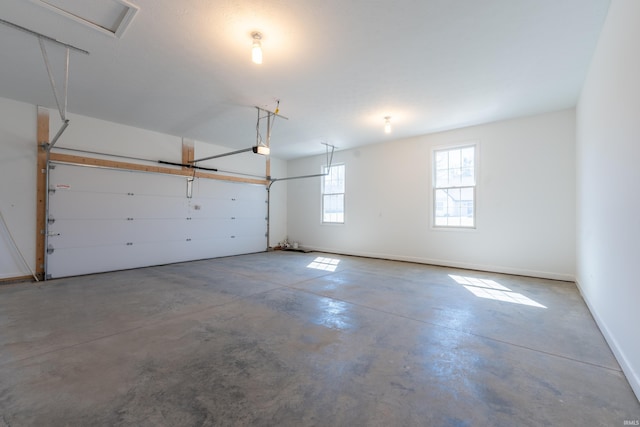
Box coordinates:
[251,32,263,64]
[384,116,392,134]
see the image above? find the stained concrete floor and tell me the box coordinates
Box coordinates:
[0,252,638,426]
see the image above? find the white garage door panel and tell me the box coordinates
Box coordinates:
[194,200,237,219]
[189,198,266,219]
[49,219,134,248]
[128,195,189,219]
[49,218,197,248]
[50,190,190,220]
[226,235,268,254]
[50,193,190,221]
[48,240,196,277]
[196,202,265,221]
[50,191,131,219]
[233,199,266,215]
[52,164,185,195]
[47,163,267,278]
[187,218,267,240]
[187,219,233,239]
[233,219,268,237]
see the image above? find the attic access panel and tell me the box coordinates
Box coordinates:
[32,0,138,38]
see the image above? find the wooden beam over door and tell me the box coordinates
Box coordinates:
[48,153,268,185]
[36,106,49,280]
[182,138,194,171]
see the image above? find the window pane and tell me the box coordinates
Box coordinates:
[435,170,448,187]
[323,194,344,223]
[322,164,345,223]
[461,167,474,186]
[449,169,461,186]
[323,164,345,193]
[435,151,448,171]
[460,187,474,227]
[462,147,474,168]
[432,145,476,228]
[449,149,461,169]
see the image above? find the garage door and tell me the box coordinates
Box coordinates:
[46,163,267,278]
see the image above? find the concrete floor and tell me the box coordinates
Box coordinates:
[0,251,638,426]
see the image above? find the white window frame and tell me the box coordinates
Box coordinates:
[321,163,345,224]
[432,143,478,229]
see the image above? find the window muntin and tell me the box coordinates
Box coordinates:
[433,145,476,228]
[322,164,345,223]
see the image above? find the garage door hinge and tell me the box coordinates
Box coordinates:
[48,164,56,170]
[126,242,133,246]
[48,188,56,194]
[48,216,55,225]
[46,244,54,254]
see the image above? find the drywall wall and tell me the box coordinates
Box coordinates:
[0,96,288,280]
[287,109,576,280]
[0,98,37,280]
[576,0,639,399]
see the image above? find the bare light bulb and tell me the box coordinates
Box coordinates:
[251,32,263,64]
[384,116,392,134]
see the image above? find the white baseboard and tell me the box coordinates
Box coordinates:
[575,279,640,402]
[304,245,575,282]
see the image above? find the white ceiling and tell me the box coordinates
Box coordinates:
[0,0,610,159]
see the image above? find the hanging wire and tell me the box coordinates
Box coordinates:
[38,37,66,122]
[0,210,39,282]
[255,113,263,146]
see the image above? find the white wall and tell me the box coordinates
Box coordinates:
[0,98,37,279]
[576,0,640,399]
[287,109,576,280]
[0,97,288,279]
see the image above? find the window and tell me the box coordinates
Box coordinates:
[433,144,476,228]
[322,164,345,223]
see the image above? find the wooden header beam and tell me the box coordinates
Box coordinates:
[182,138,194,171]
[49,153,268,186]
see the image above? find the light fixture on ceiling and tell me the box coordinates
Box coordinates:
[251,32,263,64]
[384,116,392,134]
[253,145,270,155]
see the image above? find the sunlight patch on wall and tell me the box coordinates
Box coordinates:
[449,274,547,308]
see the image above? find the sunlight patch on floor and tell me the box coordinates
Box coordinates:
[307,257,341,272]
[449,274,547,308]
